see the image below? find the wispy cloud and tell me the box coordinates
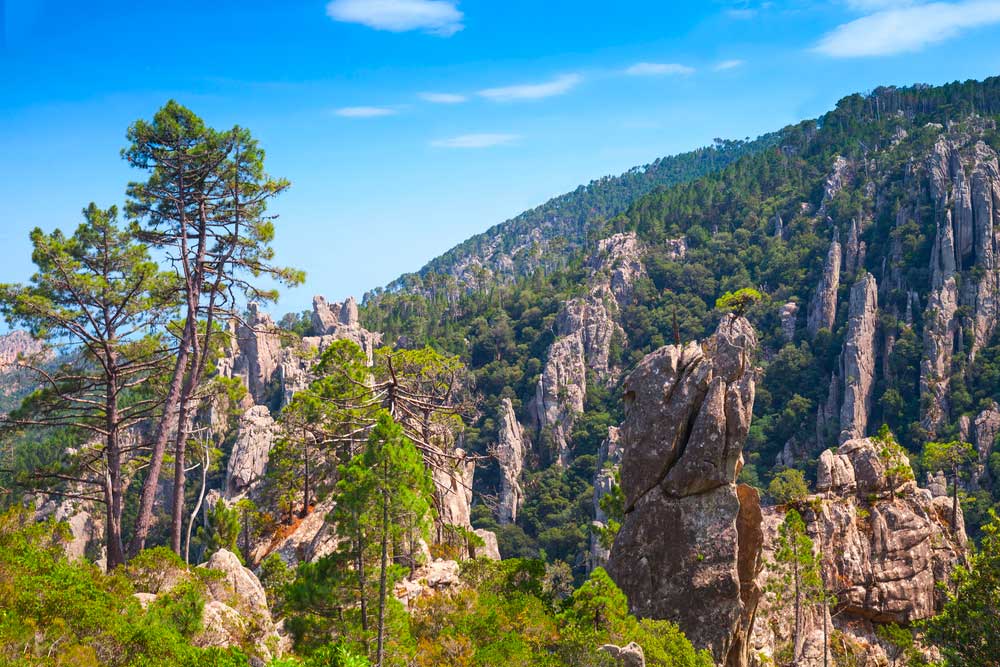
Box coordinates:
[478,74,582,101]
[815,1,1000,57]
[326,0,464,36]
[431,133,520,148]
[335,106,398,118]
[419,92,468,104]
[624,62,695,76]
[714,59,746,71]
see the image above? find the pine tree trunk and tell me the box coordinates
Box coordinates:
[128,339,190,556]
[376,488,389,667]
[105,375,126,569]
[169,396,192,554]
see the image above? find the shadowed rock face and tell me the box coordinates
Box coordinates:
[608,317,759,666]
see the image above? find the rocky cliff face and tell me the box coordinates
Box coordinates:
[607,316,759,666]
[590,426,622,569]
[532,232,644,464]
[807,232,842,338]
[606,316,967,667]
[495,397,527,525]
[750,439,966,667]
[838,273,879,443]
[921,134,1000,435]
[226,405,277,499]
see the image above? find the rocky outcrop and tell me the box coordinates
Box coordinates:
[608,317,759,666]
[779,302,798,342]
[807,232,842,337]
[590,427,622,569]
[921,135,1000,435]
[974,402,1000,472]
[226,406,277,498]
[395,558,463,608]
[261,497,339,567]
[130,548,285,661]
[495,398,527,525]
[310,295,382,363]
[599,642,646,667]
[838,273,878,443]
[432,449,476,529]
[533,233,643,464]
[226,303,283,406]
[277,295,384,405]
[751,438,967,667]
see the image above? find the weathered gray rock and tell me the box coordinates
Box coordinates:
[233,303,283,406]
[308,295,383,363]
[839,273,878,443]
[533,234,642,464]
[779,302,798,342]
[974,402,1000,464]
[262,497,339,567]
[589,232,645,305]
[591,426,622,569]
[608,317,759,666]
[495,398,527,525]
[431,448,476,529]
[226,406,277,498]
[807,232,842,337]
[473,529,501,560]
[599,642,646,667]
[926,471,948,498]
[752,438,967,666]
[819,156,852,216]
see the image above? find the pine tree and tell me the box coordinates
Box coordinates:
[922,439,976,530]
[767,508,825,663]
[329,411,435,667]
[124,101,303,556]
[0,204,176,568]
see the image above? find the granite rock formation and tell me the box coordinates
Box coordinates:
[226,405,277,498]
[607,316,759,666]
[807,232,842,338]
[495,397,527,525]
[532,233,644,464]
[838,273,879,443]
[750,438,967,667]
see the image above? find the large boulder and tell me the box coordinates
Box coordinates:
[608,317,759,666]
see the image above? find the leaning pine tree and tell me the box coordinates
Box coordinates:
[123,101,303,555]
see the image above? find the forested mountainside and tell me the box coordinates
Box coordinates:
[360,76,1000,559]
[372,135,777,296]
[3,78,1000,667]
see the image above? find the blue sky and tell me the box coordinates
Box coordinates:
[3,0,1000,318]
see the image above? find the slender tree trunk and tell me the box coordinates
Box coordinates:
[128,326,192,556]
[169,395,193,554]
[185,441,209,564]
[376,485,389,667]
[301,442,310,518]
[105,374,126,569]
[357,526,369,635]
[793,544,802,662]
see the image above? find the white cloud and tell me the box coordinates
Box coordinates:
[478,74,582,101]
[845,0,917,9]
[816,1,1000,57]
[714,59,746,70]
[335,106,398,118]
[419,92,468,103]
[326,0,464,36]
[625,62,695,76]
[431,133,520,148]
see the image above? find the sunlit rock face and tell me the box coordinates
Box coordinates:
[608,316,760,667]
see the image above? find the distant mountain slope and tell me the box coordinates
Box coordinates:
[370,135,780,298]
